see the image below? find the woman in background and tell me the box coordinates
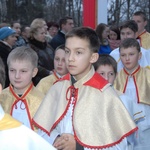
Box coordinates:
[96,23,112,54]
[28,19,54,85]
[108,25,121,50]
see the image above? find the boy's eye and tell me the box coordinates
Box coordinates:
[120,54,125,57]
[21,70,27,73]
[109,72,114,76]
[10,69,14,72]
[55,58,60,61]
[65,50,69,54]
[76,51,82,55]
[100,73,104,76]
[130,53,134,55]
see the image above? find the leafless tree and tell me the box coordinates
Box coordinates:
[0,0,7,22]
[108,0,150,31]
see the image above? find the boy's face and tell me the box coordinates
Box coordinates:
[8,60,38,94]
[54,48,68,76]
[96,65,116,85]
[132,15,147,34]
[120,28,136,41]
[65,37,98,81]
[120,47,142,72]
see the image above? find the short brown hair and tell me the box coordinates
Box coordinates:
[94,54,117,75]
[66,27,99,53]
[119,38,141,52]
[133,11,147,21]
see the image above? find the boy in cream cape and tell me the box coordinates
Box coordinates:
[0,46,44,131]
[33,27,137,150]
[0,57,56,150]
[114,38,150,150]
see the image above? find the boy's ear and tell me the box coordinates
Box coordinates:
[135,32,138,38]
[90,53,99,63]
[32,68,38,78]
[138,52,142,60]
[144,20,147,27]
[0,84,2,94]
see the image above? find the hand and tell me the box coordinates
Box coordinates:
[53,133,76,150]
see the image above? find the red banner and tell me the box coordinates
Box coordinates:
[83,0,97,29]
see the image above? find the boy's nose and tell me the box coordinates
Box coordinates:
[68,53,74,61]
[58,60,62,65]
[15,72,20,78]
[126,55,129,60]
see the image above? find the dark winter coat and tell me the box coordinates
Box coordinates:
[0,41,12,88]
[49,30,65,50]
[28,38,54,85]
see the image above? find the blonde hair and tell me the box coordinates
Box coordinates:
[7,46,38,68]
[30,18,45,28]
[30,18,46,39]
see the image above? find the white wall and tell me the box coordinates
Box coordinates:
[97,0,108,24]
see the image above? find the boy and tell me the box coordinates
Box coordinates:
[0,57,56,150]
[110,20,150,72]
[33,27,137,150]
[94,54,144,145]
[37,44,68,95]
[0,46,45,131]
[114,38,150,150]
[132,11,150,50]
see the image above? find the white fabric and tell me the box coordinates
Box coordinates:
[110,47,150,72]
[0,125,56,150]
[0,104,56,150]
[12,100,31,129]
[0,105,4,120]
[124,77,150,150]
[119,92,145,123]
[39,98,130,150]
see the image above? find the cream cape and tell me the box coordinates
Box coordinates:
[0,83,44,130]
[36,71,59,95]
[0,114,21,130]
[114,66,150,105]
[137,30,150,50]
[0,104,21,130]
[33,67,137,149]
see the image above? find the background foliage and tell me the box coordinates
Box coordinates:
[0,0,83,26]
[0,0,150,31]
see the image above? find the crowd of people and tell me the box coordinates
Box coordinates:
[0,10,150,150]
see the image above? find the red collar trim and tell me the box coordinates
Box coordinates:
[74,127,137,149]
[123,66,140,76]
[9,83,33,99]
[53,73,70,85]
[59,73,70,81]
[84,72,108,90]
[53,70,59,80]
[137,30,147,38]
[9,83,34,130]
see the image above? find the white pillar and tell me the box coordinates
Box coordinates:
[97,0,107,24]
